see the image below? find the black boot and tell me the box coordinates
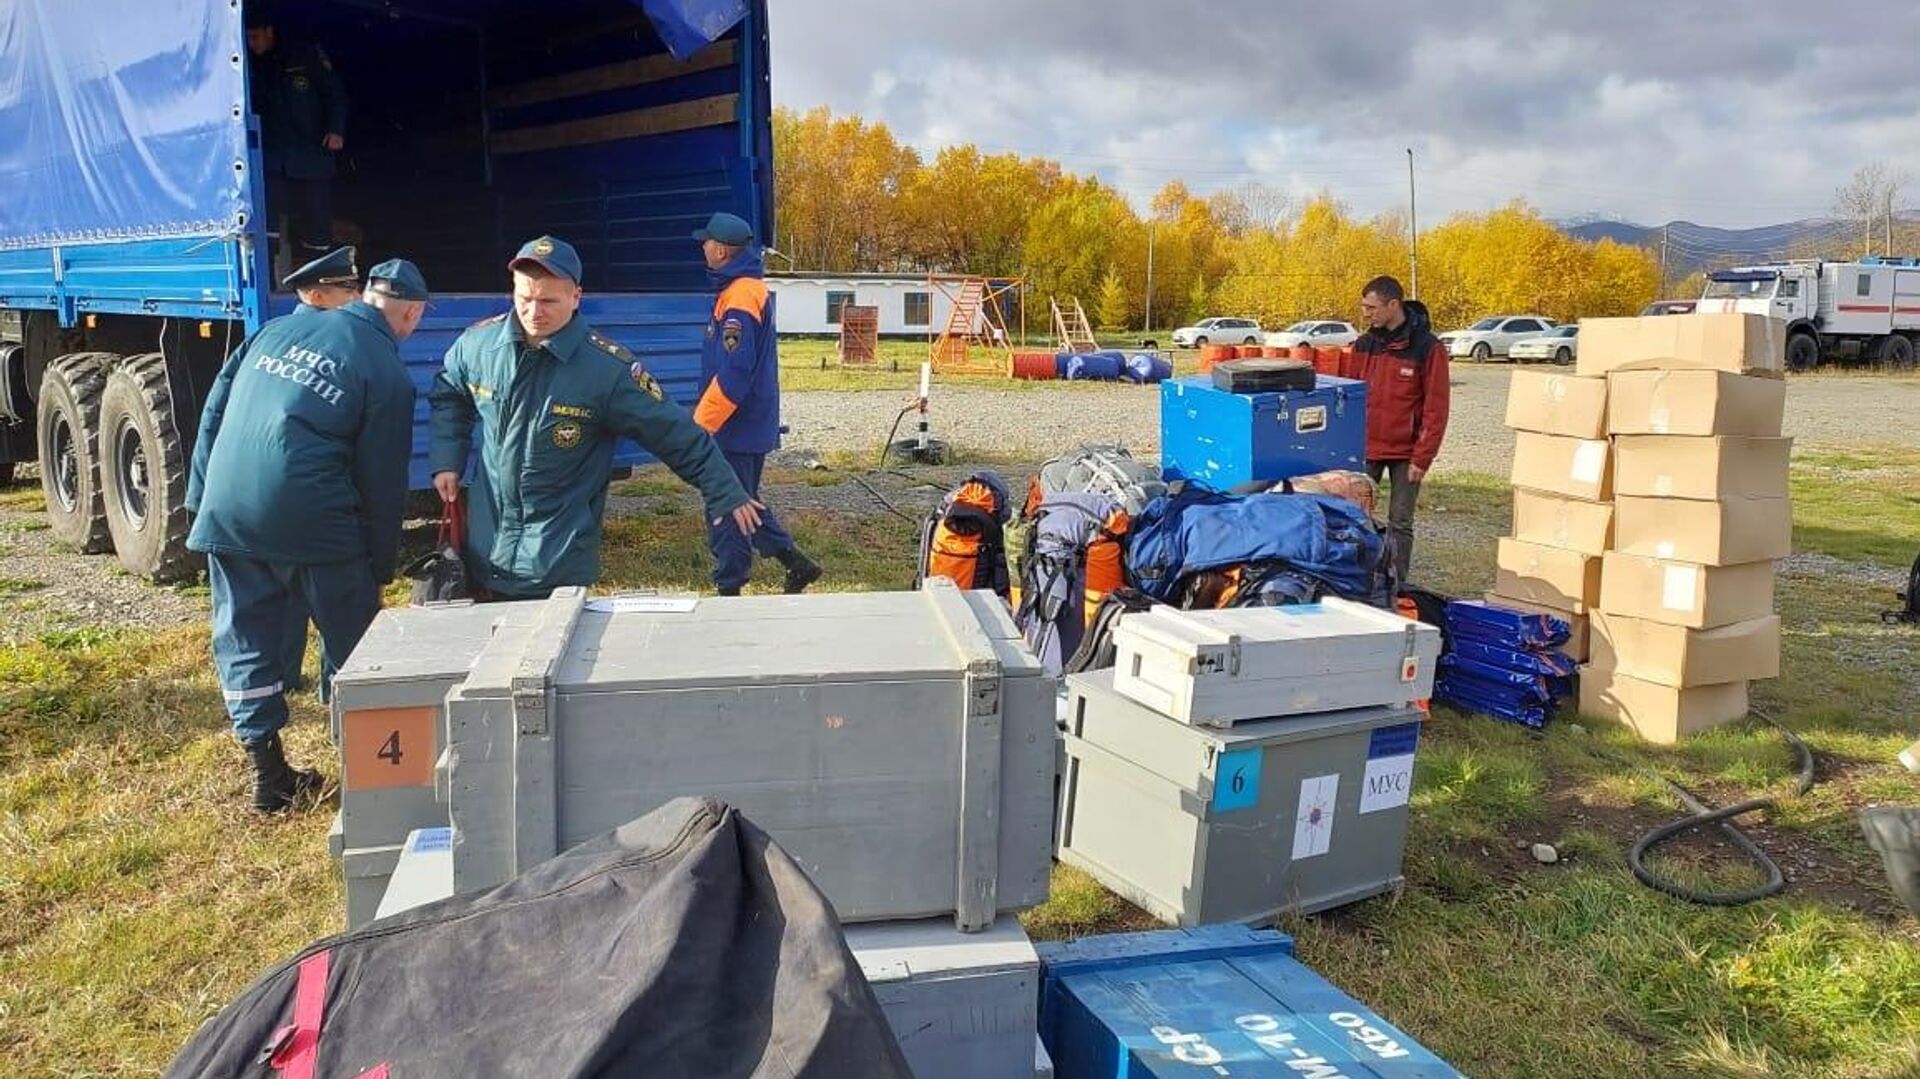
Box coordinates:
[717,586,742,597]
[776,548,822,594]
[247,733,326,814]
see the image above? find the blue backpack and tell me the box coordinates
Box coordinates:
[1124,487,1391,608]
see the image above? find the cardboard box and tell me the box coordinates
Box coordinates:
[1613,495,1792,566]
[1510,490,1614,556]
[1598,552,1776,628]
[1606,370,1786,436]
[1505,370,1609,438]
[1578,668,1750,744]
[1510,432,1613,502]
[1576,313,1784,379]
[1482,592,1590,663]
[1589,612,1780,687]
[1614,436,1792,500]
[1495,537,1602,613]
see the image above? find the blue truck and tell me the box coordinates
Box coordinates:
[0,0,773,580]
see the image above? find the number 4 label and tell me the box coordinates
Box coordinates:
[342,707,436,792]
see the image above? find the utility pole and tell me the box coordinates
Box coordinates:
[1659,224,1670,297]
[1406,148,1420,297]
[1887,187,1895,257]
[1144,223,1156,335]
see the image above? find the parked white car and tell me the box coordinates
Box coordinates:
[1439,315,1558,360]
[1172,317,1264,348]
[1508,325,1580,365]
[1265,320,1360,350]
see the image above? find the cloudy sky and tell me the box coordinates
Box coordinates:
[767,2,1920,231]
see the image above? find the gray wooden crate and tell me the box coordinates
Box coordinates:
[443,581,1054,931]
[1057,670,1421,926]
[846,915,1039,1079]
[329,600,546,927]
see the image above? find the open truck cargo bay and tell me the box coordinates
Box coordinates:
[0,0,772,577]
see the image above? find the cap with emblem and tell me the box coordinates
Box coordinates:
[509,235,583,286]
[366,259,431,302]
[692,212,754,247]
[282,246,359,292]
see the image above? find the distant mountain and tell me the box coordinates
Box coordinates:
[1554,216,1886,278]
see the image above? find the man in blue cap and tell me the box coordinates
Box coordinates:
[429,236,761,600]
[187,259,426,812]
[690,211,820,596]
[283,245,360,313]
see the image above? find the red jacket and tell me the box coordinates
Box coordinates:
[1346,313,1450,471]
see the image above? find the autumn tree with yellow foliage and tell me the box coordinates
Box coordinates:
[772,107,1659,333]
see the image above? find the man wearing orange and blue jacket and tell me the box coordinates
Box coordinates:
[691,212,821,596]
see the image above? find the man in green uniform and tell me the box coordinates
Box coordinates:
[247,4,349,261]
[428,236,760,600]
[188,260,427,812]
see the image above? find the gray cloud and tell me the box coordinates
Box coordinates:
[769,1,1920,228]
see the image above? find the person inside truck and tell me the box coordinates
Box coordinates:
[428,235,763,601]
[246,3,349,263]
[690,211,821,596]
[187,260,428,813]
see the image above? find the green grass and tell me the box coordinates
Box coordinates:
[0,576,45,595]
[4,461,1920,1076]
[1790,445,1920,569]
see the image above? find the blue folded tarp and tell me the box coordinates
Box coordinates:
[1452,638,1578,678]
[1446,599,1570,650]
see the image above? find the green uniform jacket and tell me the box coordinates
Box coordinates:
[187,301,415,580]
[428,313,750,599]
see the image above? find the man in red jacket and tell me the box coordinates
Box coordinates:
[1349,275,1450,585]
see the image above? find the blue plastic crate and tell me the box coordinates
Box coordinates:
[1038,926,1463,1078]
[1160,375,1367,490]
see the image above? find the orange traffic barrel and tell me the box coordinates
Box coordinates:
[1011,351,1057,380]
[1199,344,1233,368]
[1262,346,1286,358]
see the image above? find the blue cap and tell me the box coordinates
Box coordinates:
[282,246,358,291]
[693,212,754,246]
[509,235,583,285]
[365,259,430,301]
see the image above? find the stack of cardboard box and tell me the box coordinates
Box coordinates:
[1493,366,1614,667]
[1573,313,1790,743]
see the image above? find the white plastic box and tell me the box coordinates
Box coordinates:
[1109,598,1440,726]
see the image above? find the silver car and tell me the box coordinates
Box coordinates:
[1172,317,1264,348]
[1508,325,1579,365]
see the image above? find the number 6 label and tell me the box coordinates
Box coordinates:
[341,706,436,792]
[1213,746,1263,813]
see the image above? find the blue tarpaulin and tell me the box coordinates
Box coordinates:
[0,0,249,250]
[641,0,749,60]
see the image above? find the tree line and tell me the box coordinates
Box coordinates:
[771,106,1662,333]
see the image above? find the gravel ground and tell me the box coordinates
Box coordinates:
[781,364,1920,475]
[1,366,1913,637]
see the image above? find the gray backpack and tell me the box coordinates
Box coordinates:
[1032,445,1166,518]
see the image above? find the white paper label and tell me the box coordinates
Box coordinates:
[1292,774,1340,860]
[585,596,700,614]
[1648,406,1672,433]
[1661,565,1699,611]
[1359,755,1415,814]
[1570,441,1607,485]
[1655,540,1677,559]
[1546,375,1568,403]
[1653,475,1673,496]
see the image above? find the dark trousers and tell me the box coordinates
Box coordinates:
[267,175,334,259]
[209,554,379,746]
[1367,459,1420,587]
[707,451,796,591]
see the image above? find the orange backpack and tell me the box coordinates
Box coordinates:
[916,472,1012,597]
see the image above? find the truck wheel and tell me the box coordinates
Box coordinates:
[36,353,114,553]
[1786,333,1819,371]
[99,353,199,582]
[1877,335,1915,370]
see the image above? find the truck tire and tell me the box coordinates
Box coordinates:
[1877,335,1915,370]
[1786,333,1819,371]
[36,353,114,553]
[99,353,199,582]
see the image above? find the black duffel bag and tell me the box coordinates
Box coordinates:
[404,496,476,605]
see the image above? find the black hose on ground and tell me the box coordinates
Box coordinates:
[1626,710,1816,906]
